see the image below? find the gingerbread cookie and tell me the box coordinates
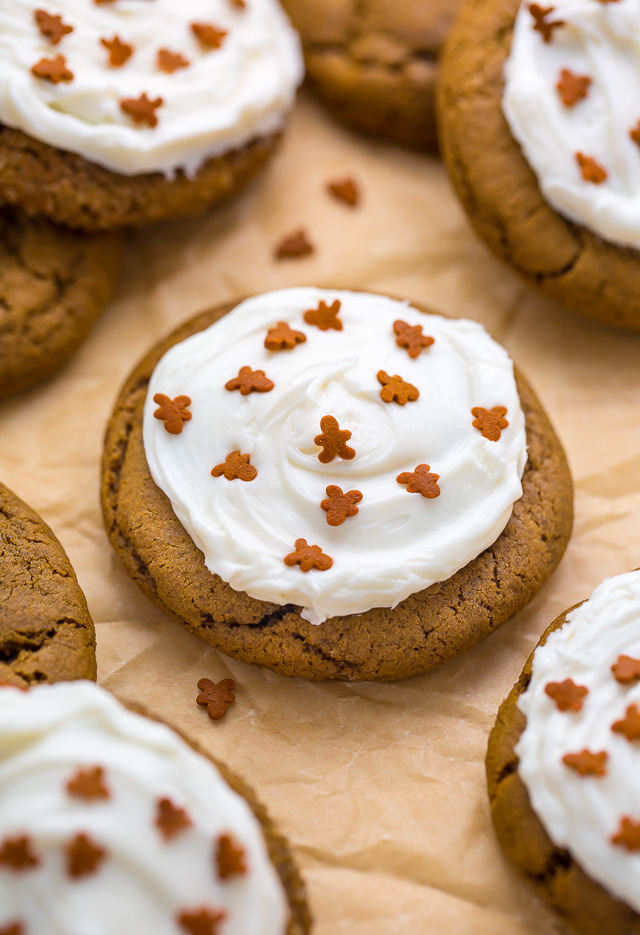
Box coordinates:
[0,680,310,934]
[281,0,463,149]
[487,570,640,935]
[101,288,573,681]
[0,481,96,686]
[0,1,303,229]
[438,0,640,329]
[0,208,122,399]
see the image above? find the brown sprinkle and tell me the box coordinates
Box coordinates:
[471,406,509,442]
[630,121,640,148]
[225,366,274,396]
[35,9,73,44]
[327,177,360,207]
[178,908,227,935]
[101,35,133,68]
[557,69,591,107]
[153,393,192,435]
[393,320,434,359]
[612,704,640,742]
[191,23,228,49]
[196,678,236,721]
[314,415,355,463]
[0,924,25,935]
[544,679,588,712]
[612,655,640,684]
[284,538,333,573]
[0,836,39,872]
[396,464,441,499]
[612,816,640,852]
[321,485,362,527]
[216,833,247,879]
[274,228,314,260]
[576,152,608,184]
[66,766,110,801]
[229,0,247,8]
[211,451,257,482]
[66,832,107,879]
[156,798,193,841]
[304,299,342,332]
[31,54,73,84]
[562,749,608,777]
[158,49,190,73]
[121,93,163,128]
[529,4,565,43]
[265,321,306,351]
[377,370,419,406]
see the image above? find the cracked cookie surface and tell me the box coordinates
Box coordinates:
[101,298,573,682]
[487,609,640,935]
[0,481,96,686]
[0,208,122,399]
[437,0,640,329]
[281,0,463,150]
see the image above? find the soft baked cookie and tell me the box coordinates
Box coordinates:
[0,680,311,934]
[280,0,463,149]
[102,288,573,681]
[0,208,122,399]
[487,570,640,935]
[0,481,96,686]
[0,1,303,229]
[438,0,640,329]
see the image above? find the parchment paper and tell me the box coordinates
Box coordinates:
[1,93,637,934]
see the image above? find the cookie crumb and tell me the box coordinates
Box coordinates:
[274,229,314,260]
[196,678,237,721]
[327,177,360,207]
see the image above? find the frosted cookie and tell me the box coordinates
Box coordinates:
[0,680,310,934]
[0,1,303,229]
[0,481,96,686]
[280,0,463,150]
[101,287,573,681]
[0,208,122,399]
[487,570,640,935]
[438,0,640,329]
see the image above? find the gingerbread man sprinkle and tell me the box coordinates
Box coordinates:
[35,10,73,44]
[217,833,247,879]
[274,229,314,260]
[0,923,24,935]
[314,415,355,463]
[377,370,419,405]
[612,703,640,742]
[557,69,591,107]
[544,678,588,712]
[0,836,39,872]
[101,36,133,68]
[156,798,193,841]
[120,93,163,128]
[471,406,509,442]
[178,908,227,935]
[158,49,190,73]
[66,766,110,801]
[327,177,360,207]
[265,321,306,351]
[66,832,107,879]
[31,54,73,84]
[321,485,363,526]
[612,816,640,852]
[612,655,640,684]
[529,4,565,43]
[576,152,608,185]
[562,749,608,777]
[285,539,333,572]
[225,366,274,395]
[153,393,192,435]
[196,678,237,721]
[191,23,228,49]
[393,320,434,358]
[304,299,343,331]
[211,451,257,482]
[396,464,441,499]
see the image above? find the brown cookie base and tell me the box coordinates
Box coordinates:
[437,0,640,330]
[0,482,96,686]
[101,296,572,681]
[281,0,462,150]
[487,607,640,934]
[0,208,122,399]
[0,126,281,231]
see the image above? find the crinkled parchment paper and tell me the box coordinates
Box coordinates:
[2,94,638,934]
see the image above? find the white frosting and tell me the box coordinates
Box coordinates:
[503,0,640,249]
[143,288,528,625]
[0,0,303,176]
[516,570,640,913]
[0,681,288,934]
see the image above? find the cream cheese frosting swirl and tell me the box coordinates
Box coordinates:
[0,680,288,934]
[0,0,303,176]
[503,0,640,250]
[143,288,528,625]
[516,570,640,913]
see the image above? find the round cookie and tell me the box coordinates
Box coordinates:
[280,0,463,150]
[0,1,303,230]
[0,208,122,399]
[0,680,311,934]
[438,0,640,329]
[101,288,573,681]
[487,571,640,935]
[0,481,96,686]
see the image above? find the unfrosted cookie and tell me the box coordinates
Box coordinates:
[101,288,573,681]
[438,0,640,329]
[0,1,303,229]
[281,0,463,149]
[0,481,96,686]
[487,570,640,935]
[0,208,122,399]
[0,680,310,934]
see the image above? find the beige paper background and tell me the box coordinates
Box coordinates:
[1,94,638,934]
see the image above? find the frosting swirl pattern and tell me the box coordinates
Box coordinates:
[0,681,288,934]
[0,0,303,176]
[143,288,528,625]
[516,570,640,913]
[503,0,640,249]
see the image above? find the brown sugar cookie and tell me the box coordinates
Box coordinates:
[281,0,464,150]
[101,289,572,682]
[438,0,640,329]
[0,208,122,399]
[0,680,310,934]
[0,481,96,686]
[487,571,640,935]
